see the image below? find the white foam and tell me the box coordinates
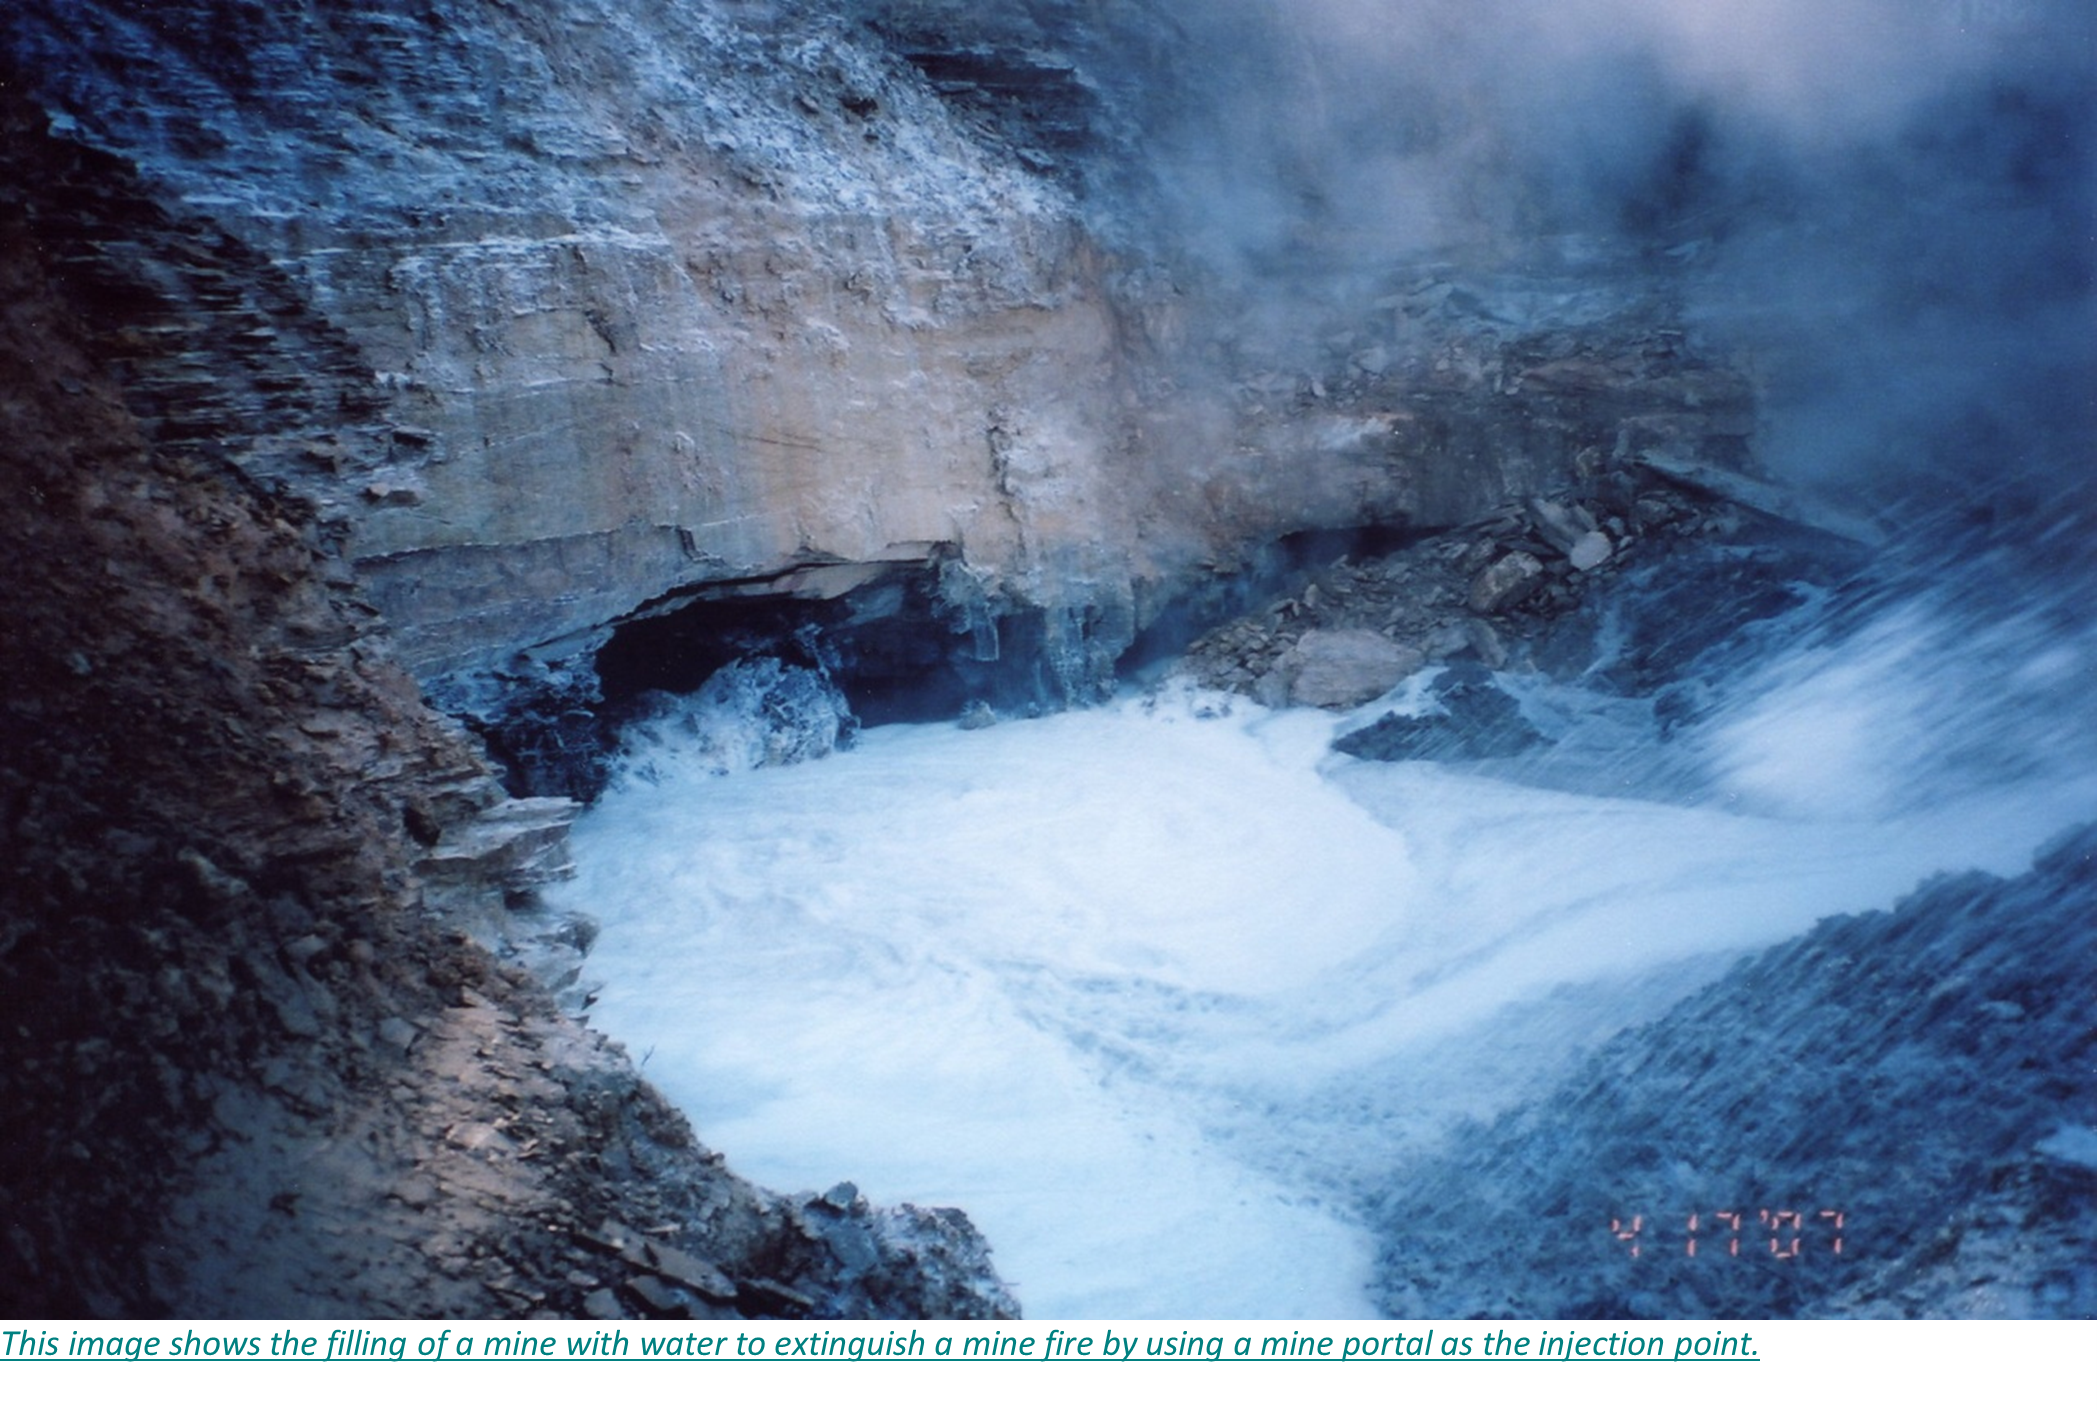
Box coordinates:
[558,610,2097,1315]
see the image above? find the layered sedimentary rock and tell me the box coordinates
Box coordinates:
[4,0,1763,722]
[0,86,1012,1319]
[5,0,1162,693]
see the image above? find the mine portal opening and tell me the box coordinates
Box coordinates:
[593,563,1065,732]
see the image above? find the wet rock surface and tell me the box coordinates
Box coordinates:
[1333,663,1544,763]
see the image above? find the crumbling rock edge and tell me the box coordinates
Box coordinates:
[0,98,1015,1320]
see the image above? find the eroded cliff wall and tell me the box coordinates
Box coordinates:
[5,0,1762,730]
[0,87,1014,1319]
[6,0,1180,690]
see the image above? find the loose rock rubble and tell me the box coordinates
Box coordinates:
[1331,662,1543,763]
[1176,472,1734,708]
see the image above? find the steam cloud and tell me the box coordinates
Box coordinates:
[1138,0,2094,516]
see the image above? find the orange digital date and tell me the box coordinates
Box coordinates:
[1609,1208,1845,1258]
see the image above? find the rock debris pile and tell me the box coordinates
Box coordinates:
[1176,475,1736,711]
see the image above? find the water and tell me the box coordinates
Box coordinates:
[555,554,2097,1318]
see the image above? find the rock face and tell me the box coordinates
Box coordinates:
[3,0,1768,726]
[5,0,1172,690]
[0,90,1012,1320]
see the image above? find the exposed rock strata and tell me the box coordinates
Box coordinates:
[4,0,1177,691]
[0,0,1954,1321]
[4,0,1773,726]
[0,95,1012,1319]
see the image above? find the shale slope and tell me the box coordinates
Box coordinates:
[1372,824,2097,1319]
[0,92,1012,1320]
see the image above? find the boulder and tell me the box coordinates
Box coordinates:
[1467,551,1546,614]
[1526,497,1599,553]
[1463,618,1509,669]
[1567,530,1614,572]
[1271,629,1426,709]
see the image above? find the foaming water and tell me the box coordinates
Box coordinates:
[556,573,2097,1317]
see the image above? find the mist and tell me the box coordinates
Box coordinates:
[1132,0,2094,514]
